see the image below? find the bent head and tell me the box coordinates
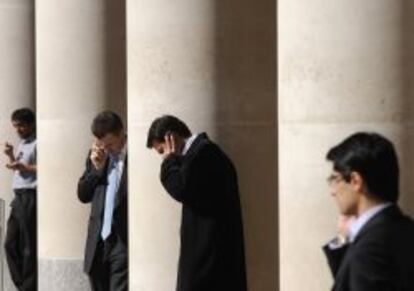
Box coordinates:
[146,115,191,155]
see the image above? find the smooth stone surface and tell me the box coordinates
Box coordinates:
[38,259,89,291]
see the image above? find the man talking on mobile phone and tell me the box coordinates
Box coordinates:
[147,115,247,291]
[78,111,128,291]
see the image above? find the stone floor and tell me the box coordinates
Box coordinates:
[2,258,90,291]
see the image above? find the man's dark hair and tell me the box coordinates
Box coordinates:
[91,110,123,138]
[146,115,192,148]
[326,132,399,203]
[11,108,35,125]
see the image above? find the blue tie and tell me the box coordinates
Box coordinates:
[101,156,120,240]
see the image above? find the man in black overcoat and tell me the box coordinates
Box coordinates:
[147,115,247,291]
[323,132,414,291]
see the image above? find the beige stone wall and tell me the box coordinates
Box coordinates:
[128,0,277,290]
[36,0,107,260]
[279,1,414,290]
[7,1,414,290]
[13,1,414,290]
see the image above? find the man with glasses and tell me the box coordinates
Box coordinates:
[323,132,414,291]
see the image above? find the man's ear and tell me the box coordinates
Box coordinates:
[115,129,125,137]
[349,172,365,193]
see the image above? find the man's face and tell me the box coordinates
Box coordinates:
[95,131,125,155]
[328,170,360,216]
[152,140,167,155]
[12,121,34,139]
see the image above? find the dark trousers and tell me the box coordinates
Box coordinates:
[5,189,37,291]
[89,233,128,291]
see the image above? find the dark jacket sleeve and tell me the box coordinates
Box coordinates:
[77,153,106,203]
[323,243,348,277]
[160,154,187,202]
[160,144,226,211]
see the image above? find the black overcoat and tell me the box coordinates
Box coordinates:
[161,133,247,291]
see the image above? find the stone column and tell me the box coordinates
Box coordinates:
[0,1,34,290]
[279,1,414,290]
[127,0,277,290]
[36,0,106,289]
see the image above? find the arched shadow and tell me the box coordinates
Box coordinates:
[105,0,127,122]
[214,0,278,290]
[399,1,414,215]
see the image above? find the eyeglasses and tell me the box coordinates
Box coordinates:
[327,174,344,185]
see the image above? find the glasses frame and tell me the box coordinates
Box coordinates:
[327,173,344,185]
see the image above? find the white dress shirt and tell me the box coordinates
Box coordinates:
[328,202,393,249]
[182,134,198,156]
[348,202,392,242]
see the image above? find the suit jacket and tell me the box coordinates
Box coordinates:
[323,205,414,291]
[160,133,247,291]
[77,153,128,273]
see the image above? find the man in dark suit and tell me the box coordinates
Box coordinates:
[323,132,414,291]
[78,111,128,291]
[146,115,247,291]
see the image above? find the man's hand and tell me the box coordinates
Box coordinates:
[4,142,15,161]
[337,215,355,239]
[163,132,179,159]
[6,161,32,172]
[90,140,108,171]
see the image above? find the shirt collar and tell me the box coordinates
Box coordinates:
[23,134,36,144]
[349,202,393,242]
[182,134,198,156]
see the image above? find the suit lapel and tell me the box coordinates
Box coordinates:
[352,205,400,244]
[183,133,208,160]
[115,154,127,208]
